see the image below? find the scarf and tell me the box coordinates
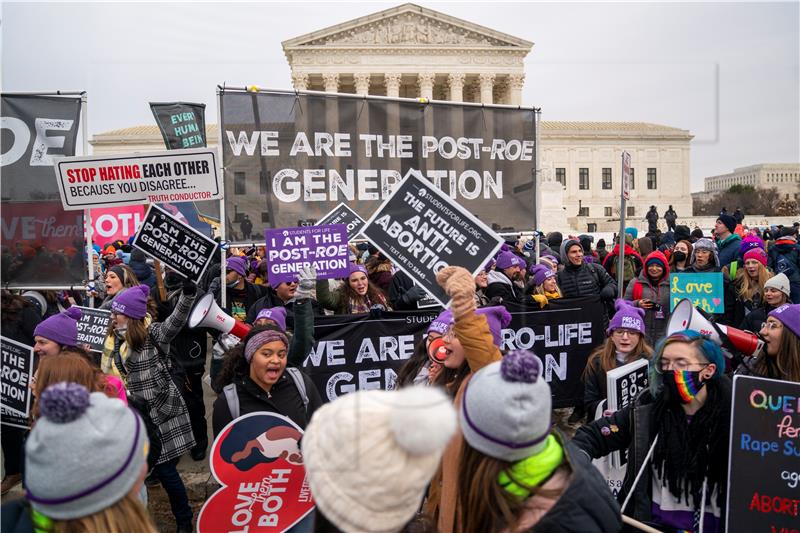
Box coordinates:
[543,290,561,300]
[651,378,730,509]
[498,435,564,499]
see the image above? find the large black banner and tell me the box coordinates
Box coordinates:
[301,296,604,407]
[220,90,536,240]
[1,94,85,286]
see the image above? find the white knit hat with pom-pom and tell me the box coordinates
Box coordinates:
[301,386,456,533]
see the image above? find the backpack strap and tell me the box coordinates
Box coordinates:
[285,367,309,413]
[223,383,240,420]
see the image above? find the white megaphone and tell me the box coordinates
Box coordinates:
[667,298,764,356]
[189,293,251,339]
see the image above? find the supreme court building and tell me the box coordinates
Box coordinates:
[92,3,692,233]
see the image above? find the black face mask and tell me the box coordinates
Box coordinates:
[672,251,687,263]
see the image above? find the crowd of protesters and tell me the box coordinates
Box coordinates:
[1,215,799,533]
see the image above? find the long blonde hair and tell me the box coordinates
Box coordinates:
[534,283,563,298]
[735,262,772,302]
[38,493,157,533]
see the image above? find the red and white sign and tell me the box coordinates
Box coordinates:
[197,412,314,532]
[89,205,146,243]
[53,147,221,210]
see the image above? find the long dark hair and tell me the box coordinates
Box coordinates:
[1,290,28,323]
[335,277,387,314]
[214,325,286,391]
[753,325,800,382]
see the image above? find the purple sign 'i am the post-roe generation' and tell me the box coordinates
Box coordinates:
[265,224,350,286]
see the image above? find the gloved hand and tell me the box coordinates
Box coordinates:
[211,333,241,360]
[400,285,427,305]
[295,264,317,300]
[182,278,197,296]
[436,266,476,320]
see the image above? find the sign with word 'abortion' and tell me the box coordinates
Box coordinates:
[197,412,314,533]
[132,204,217,283]
[264,224,350,286]
[0,336,34,417]
[54,147,221,210]
[74,306,112,353]
[361,169,503,307]
[726,375,800,533]
[670,272,725,314]
[315,203,365,241]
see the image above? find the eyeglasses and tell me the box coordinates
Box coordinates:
[761,321,783,331]
[657,360,710,373]
[612,329,639,338]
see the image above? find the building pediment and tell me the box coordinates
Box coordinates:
[282,3,532,50]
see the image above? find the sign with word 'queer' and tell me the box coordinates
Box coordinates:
[361,169,502,307]
[74,306,112,353]
[670,273,724,314]
[132,204,217,283]
[265,225,350,286]
[197,412,314,533]
[726,375,800,533]
[54,147,221,210]
[1,336,34,418]
[315,203,365,241]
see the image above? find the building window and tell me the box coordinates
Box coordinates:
[578,207,589,217]
[579,168,589,190]
[629,168,635,189]
[647,168,657,189]
[234,172,246,195]
[602,168,612,189]
[555,167,566,187]
[627,206,635,217]
[261,212,271,224]
[604,206,612,217]
[260,171,270,194]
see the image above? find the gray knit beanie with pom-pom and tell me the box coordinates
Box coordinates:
[25,382,148,520]
[460,349,552,461]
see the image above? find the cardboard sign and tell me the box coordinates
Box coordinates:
[606,359,649,468]
[0,336,35,417]
[197,412,314,533]
[74,306,112,353]
[132,204,217,283]
[361,169,503,307]
[725,375,800,533]
[54,147,221,210]
[315,203,365,241]
[264,224,350,286]
[670,272,725,314]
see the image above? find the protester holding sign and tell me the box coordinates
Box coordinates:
[741,303,800,382]
[583,300,653,417]
[456,350,622,532]
[686,238,734,324]
[211,325,322,435]
[302,386,455,533]
[624,250,671,344]
[0,291,41,495]
[316,263,390,314]
[573,330,731,532]
[0,383,156,533]
[101,283,197,532]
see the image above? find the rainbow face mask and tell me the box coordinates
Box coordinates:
[664,370,705,404]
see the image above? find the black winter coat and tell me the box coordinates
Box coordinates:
[212,373,322,437]
[572,378,732,527]
[527,437,622,532]
[557,262,617,302]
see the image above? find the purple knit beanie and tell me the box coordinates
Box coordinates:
[428,310,453,336]
[255,306,287,331]
[496,251,522,270]
[111,285,150,320]
[607,299,646,336]
[349,263,368,277]
[739,235,765,257]
[244,330,289,363]
[475,306,512,347]
[768,304,800,338]
[531,265,556,286]
[226,256,248,277]
[33,307,82,347]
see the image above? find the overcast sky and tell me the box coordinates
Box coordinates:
[2,1,798,191]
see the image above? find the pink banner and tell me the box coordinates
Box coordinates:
[89,205,146,245]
